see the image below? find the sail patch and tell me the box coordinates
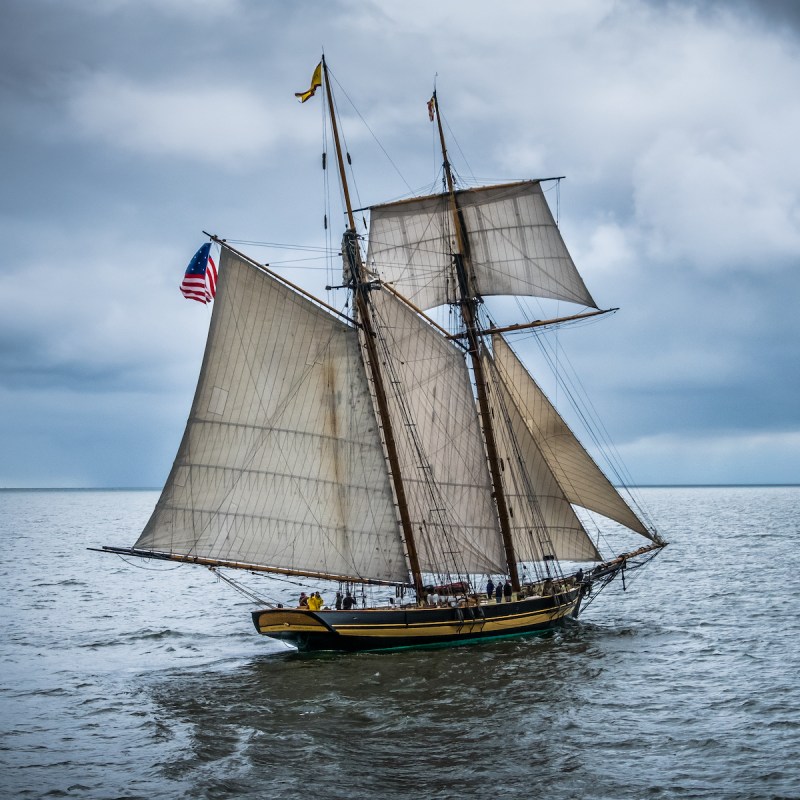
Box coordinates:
[208,386,229,416]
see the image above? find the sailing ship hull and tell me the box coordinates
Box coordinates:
[252,587,582,652]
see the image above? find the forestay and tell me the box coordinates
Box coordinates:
[136,248,408,583]
[366,181,597,310]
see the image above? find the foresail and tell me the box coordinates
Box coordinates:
[484,350,603,563]
[366,290,507,575]
[367,181,596,311]
[492,335,654,540]
[136,247,408,583]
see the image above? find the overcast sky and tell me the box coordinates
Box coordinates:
[2,0,799,488]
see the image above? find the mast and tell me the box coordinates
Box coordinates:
[321,57,425,599]
[432,90,521,592]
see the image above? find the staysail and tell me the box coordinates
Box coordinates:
[491,335,654,540]
[366,181,597,310]
[136,247,409,583]
[483,348,603,562]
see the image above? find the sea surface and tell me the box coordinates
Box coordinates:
[1,486,798,799]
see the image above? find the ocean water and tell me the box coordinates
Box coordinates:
[0,486,798,799]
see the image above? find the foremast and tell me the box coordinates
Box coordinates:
[431,91,521,592]
[321,57,425,599]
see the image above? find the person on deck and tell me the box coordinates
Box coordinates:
[298,592,309,608]
[342,592,355,610]
[494,582,503,603]
[504,581,513,602]
[335,591,343,610]
[486,578,495,600]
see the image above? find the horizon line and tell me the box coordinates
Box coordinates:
[2,483,799,491]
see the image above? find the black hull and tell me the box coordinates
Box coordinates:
[252,589,581,652]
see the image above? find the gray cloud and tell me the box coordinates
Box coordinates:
[645,0,800,35]
[2,0,798,486]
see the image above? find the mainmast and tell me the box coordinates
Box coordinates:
[431,91,521,592]
[321,58,425,599]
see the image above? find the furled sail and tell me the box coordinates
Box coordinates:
[136,247,408,583]
[366,181,596,311]
[366,289,507,575]
[492,335,654,540]
[483,351,603,563]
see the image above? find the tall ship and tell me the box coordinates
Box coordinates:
[98,58,666,651]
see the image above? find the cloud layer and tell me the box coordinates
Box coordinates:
[1,0,799,487]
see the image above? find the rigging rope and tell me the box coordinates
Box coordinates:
[329,69,415,197]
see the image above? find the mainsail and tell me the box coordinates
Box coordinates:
[366,289,506,575]
[366,181,597,310]
[136,247,408,583]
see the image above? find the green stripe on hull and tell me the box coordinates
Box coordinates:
[359,626,559,653]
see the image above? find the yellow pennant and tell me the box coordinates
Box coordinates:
[295,62,322,103]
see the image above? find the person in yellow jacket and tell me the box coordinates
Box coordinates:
[307,591,324,611]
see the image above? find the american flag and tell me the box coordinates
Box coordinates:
[180,242,218,303]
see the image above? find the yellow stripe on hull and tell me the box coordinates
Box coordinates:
[330,602,577,640]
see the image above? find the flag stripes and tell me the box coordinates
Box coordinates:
[180,242,218,304]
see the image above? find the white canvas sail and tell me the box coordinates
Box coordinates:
[484,351,603,563]
[366,181,596,311]
[136,247,408,583]
[366,289,507,575]
[492,335,654,540]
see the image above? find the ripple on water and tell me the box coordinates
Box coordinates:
[1,487,799,799]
